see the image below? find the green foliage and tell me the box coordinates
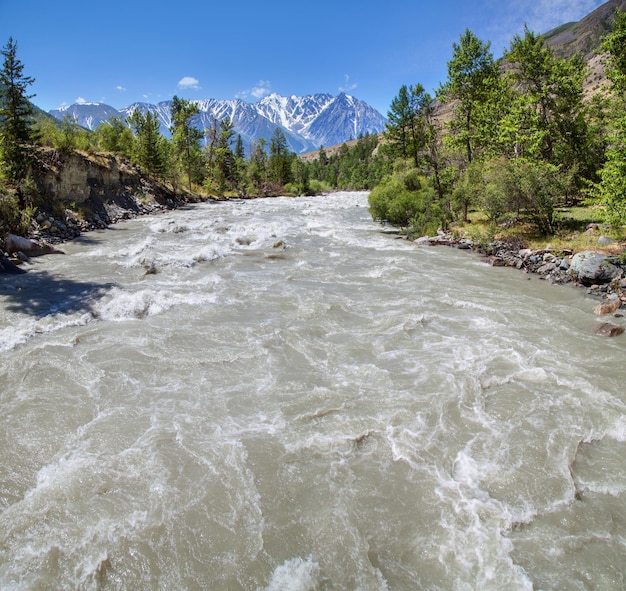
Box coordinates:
[35,114,62,148]
[368,167,446,235]
[503,26,595,185]
[452,159,484,222]
[513,158,563,234]
[0,37,36,186]
[305,133,390,192]
[127,109,168,178]
[602,8,626,93]
[0,189,20,234]
[58,115,90,153]
[385,84,437,169]
[93,116,134,158]
[596,9,626,227]
[170,96,204,191]
[597,131,626,228]
[438,29,499,164]
[269,128,293,187]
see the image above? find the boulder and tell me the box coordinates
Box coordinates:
[4,234,62,257]
[593,299,622,316]
[569,251,621,285]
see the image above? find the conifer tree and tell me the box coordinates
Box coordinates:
[170,95,203,191]
[0,37,36,186]
[269,127,292,187]
[127,109,167,177]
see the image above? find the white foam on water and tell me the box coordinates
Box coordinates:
[3,191,625,589]
[262,556,320,591]
[0,312,94,353]
[92,287,215,321]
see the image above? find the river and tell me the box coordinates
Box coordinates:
[0,192,624,590]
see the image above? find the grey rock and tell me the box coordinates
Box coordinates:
[569,251,621,285]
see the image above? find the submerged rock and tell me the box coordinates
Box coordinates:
[594,322,625,337]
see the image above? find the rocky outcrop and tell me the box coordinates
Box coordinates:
[24,148,188,244]
[1,148,191,272]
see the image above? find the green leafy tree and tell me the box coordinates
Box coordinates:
[94,116,134,158]
[35,114,62,148]
[232,134,247,193]
[504,26,592,179]
[170,95,204,191]
[597,9,626,227]
[368,166,443,234]
[0,37,37,186]
[58,114,90,152]
[438,29,499,165]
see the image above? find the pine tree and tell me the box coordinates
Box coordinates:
[170,95,203,191]
[0,37,36,186]
[269,128,292,187]
[127,109,167,177]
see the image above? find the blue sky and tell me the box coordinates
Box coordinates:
[0,0,607,116]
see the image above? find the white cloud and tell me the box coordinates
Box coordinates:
[339,74,358,93]
[178,76,200,90]
[76,96,86,104]
[251,80,272,99]
[237,80,272,100]
[116,85,127,92]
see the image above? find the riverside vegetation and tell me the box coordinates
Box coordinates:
[2,9,626,319]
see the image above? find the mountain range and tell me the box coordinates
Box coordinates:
[48,93,387,155]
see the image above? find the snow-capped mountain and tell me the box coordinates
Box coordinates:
[48,93,387,154]
[49,102,121,131]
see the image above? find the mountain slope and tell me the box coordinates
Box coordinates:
[48,93,387,154]
[49,102,122,130]
[543,0,626,58]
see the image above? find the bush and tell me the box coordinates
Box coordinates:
[368,168,446,234]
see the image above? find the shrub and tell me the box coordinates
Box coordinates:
[368,168,446,234]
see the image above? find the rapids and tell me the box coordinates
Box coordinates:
[0,192,624,590]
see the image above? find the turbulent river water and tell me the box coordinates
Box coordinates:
[0,192,625,590]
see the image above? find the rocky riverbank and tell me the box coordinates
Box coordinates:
[1,147,194,272]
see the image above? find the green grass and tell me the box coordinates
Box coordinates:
[453,205,625,254]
